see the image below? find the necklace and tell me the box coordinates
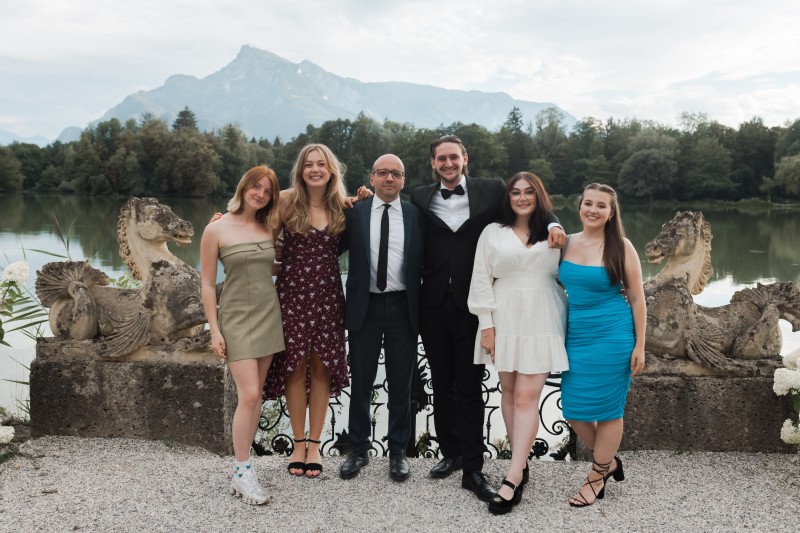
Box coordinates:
[310,203,324,208]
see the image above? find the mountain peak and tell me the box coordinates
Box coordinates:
[94,45,575,141]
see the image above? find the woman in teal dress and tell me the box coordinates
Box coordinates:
[558,183,646,508]
[201,166,285,505]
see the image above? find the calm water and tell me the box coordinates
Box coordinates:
[2,194,799,417]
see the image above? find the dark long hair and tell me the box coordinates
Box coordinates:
[580,183,627,286]
[501,172,553,245]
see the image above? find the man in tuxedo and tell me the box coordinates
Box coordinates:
[338,154,424,482]
[410,135,565,501]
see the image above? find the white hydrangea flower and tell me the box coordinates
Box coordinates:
[1,261,29,285]
[0,425,14,444]
[783,349,800,371]
[773,367,800,396]
[780,419,800,445]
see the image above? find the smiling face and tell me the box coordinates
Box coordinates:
[245,176,273,210]
[508,178,537,219]
[431,142,468,188]
[302,149,331,189]
[579,188,615,229]
[370,154,405,203]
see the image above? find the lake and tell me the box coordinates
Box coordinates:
[2,194,799,453]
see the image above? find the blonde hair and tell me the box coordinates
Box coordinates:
[285,144,348,236]
[227,165,281,229]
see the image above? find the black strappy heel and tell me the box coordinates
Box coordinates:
[304,438,323,478]
[568,459,610,508]
[287,438,306,476]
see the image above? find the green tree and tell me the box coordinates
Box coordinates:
[617,129,679,203]
[0,147,24,192]
[172,106,199,132]
[775,119,800,162]
[769,154,800,198]
[498,107,531,173]
[733,117,778,198]
[156,130,221,195]
[683,137,735,199]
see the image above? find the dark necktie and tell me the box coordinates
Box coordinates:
[440,184,465,199]
[377,203,390,292]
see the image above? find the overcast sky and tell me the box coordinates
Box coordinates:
[2,0,799,140]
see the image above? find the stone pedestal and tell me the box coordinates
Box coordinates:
[30,338,237,455]
[621,376,795,453]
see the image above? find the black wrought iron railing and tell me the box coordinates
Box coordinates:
[255,339,574,461]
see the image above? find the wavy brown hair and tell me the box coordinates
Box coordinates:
[226,165,281,229]
[285,144,348,236]
[501,172,553,245]
[580,183,627,286]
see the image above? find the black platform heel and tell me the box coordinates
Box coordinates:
[488,478,522,515]
[521,461,529,486]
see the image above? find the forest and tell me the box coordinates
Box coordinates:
[1,106,799,203]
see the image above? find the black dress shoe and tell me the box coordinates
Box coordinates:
[339,452,369,480]
[389,451,410,481]
[429,456,462,479]
[461,471,497,502]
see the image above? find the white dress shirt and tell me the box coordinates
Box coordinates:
[370,197,406,293]
[429,175,470,232]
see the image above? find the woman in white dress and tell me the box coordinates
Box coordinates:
[468,172,568,515]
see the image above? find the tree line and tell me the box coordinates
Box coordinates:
[1,106,799,203]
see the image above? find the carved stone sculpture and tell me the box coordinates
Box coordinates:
[35,197,207,358]
[643,211,800,376]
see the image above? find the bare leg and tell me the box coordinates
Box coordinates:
[229,355,273,462]
[497,372,548,501]
[285,356,310,474]
[499,372,516,445]
[568,418,624,506]
[306,350,331,477]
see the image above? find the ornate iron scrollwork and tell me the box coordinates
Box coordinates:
[257,338,572,460]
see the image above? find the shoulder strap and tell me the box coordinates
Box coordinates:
[560,235,571,265]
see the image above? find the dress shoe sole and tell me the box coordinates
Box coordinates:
[429,462,462,479]
[461,481,495,502]
[339,458,368,480]
[390,470,410,482]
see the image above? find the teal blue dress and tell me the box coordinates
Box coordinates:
[558,252,634,422]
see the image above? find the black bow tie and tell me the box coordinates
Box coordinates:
[441,184,465,199]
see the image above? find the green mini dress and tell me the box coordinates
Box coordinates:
[218,240,285,361]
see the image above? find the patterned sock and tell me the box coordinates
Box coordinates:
[234,459,252,478]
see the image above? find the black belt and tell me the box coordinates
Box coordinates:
[370,290,406,296]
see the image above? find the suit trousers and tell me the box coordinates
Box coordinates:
[419,293,486,473]
[347,291,416,454]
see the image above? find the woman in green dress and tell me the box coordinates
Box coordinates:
[201,166,285,505]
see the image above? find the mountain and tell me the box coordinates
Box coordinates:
[89,45,575,141]
[0,128,50,147]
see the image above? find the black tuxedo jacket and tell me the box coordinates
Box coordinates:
[340,197,425,336]
[411,176,559,312]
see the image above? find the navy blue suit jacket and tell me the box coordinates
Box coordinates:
[340,197,425,336]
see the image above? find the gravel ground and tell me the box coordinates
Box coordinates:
[1,436,798,532]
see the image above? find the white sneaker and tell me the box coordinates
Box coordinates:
[230,467,269,505]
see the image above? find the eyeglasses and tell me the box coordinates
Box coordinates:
[372,169,405,179]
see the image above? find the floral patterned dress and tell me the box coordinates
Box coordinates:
[264,227,349,399]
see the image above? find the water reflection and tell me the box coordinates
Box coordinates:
[2,194,799,416]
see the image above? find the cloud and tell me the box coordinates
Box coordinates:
[1,0,799,138]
